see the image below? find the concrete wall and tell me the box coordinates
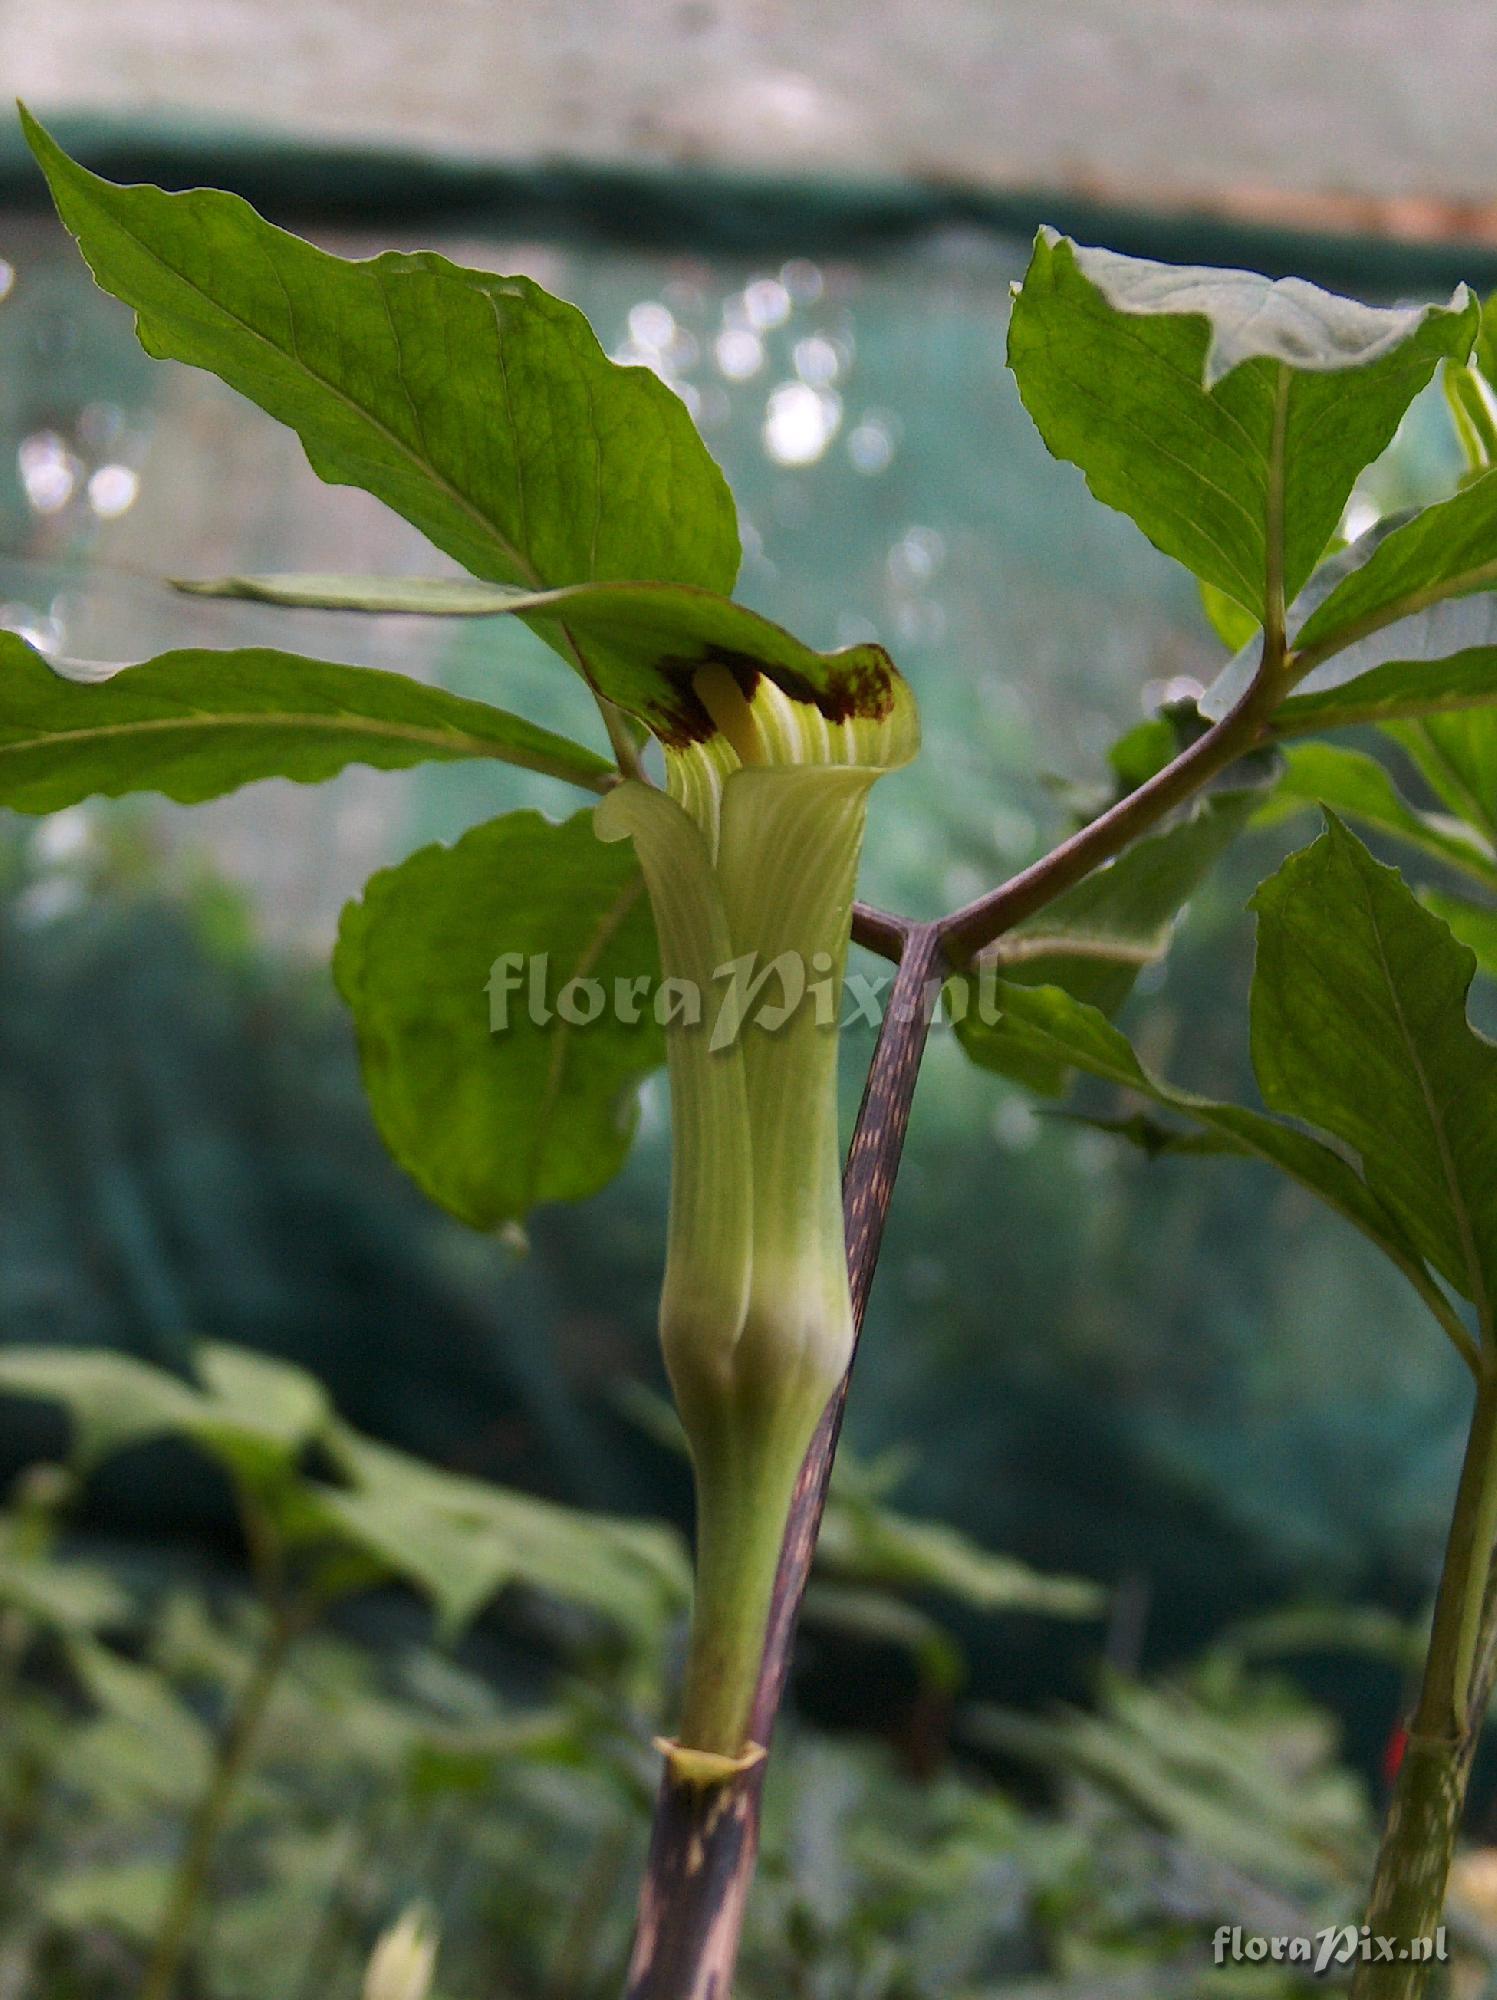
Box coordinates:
[4,0,1491,209]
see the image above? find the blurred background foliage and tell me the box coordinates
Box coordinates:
[0,1409,1461,2000]
[3,188,1496,1992]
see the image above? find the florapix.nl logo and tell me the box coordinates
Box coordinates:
[1213,1925,1448,1976]
[485,949,1012,1047]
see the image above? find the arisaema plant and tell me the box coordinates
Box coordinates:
[12,107,1497,1996]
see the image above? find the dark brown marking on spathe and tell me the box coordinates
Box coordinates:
[643,643,900,749]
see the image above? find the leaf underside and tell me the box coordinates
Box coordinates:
[166,573,911,751]
[1008,231,1474,618]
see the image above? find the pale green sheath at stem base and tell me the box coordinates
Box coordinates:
[597,662,918,1763]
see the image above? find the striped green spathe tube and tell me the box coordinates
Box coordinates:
[596,661,918,1760]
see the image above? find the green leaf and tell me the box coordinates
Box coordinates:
[44,1861,175,1943]
[1443,362,1497,473]
[0,1556,131,1636]
[1249,539,1497,732]
[1476,291,1497,386]
[1106,716,1178,793]
[334,808,662,1229]
[300,1479,509,1640]
[1422,888,1497,979]
[1202,511,1409,721]
[1251,819,1497,1325]
[1293,467,1497,658]
[317,1426,688,1644]
[1264,740,1497,890]
[0,1348,201,1470]
[0,633,611,814]
[973,1675,1364,1891]
[1057,1109,1243,1159]
[1008,231,1474,616]
[997,779,1263,1004]
[1276,639,1497,734]
[959,981,1459,1344]
[954,774,1266,1091]
[177,574,559,615]
[613,1381,1097,1625]
[169,574,907,752]
[0,1340,685,1643]
[0,1343,329,1495]
[1385,711,1497,850]
[186,1344,330,1492]
[815,1502,1103,1619]
[22,112,738,614]
[798,1584,966,1693]
[1222,1602,1426,1673]
[65,1635,214,1805]
[1199,579,1260,654]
